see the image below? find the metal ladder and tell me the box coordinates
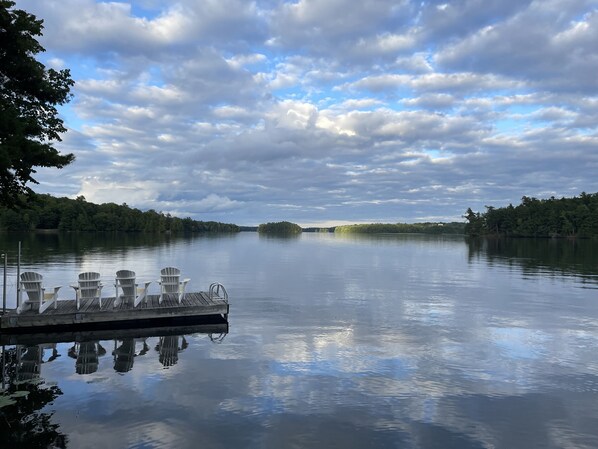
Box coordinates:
[208,282,228,301]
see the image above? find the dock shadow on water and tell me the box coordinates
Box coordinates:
[0,322,228,448]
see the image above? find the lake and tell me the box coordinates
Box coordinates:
[1,232,598,448]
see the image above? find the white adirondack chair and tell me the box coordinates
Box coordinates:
[115,270,151,308]
[71,272,103,310]
[18,271,61,314]
[158,267,190,304]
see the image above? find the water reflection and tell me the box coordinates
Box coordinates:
[0,345,67,448]
[0,232,185,261]
[0,322,228,447]
[68,341,107,375]
[2,233,598,448]
[113,338,149,373]
[16,344,60,381]
[467,237,598,282]
[2,322,228,377]
[0,231,241,257]
[258,233,301,241]
[155,336,188,367]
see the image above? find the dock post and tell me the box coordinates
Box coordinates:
[1,346,5,391]
[2,253,6,315]
[16,241,21,309]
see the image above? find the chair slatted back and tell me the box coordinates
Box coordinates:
[160,267,181,294]
[116,270,136,298]
[78,272,102,299]
[20,272,43,303]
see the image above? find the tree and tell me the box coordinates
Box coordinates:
[464,192,598,238]
[258,221,302,235]
[0,1,75,207]
[463,207,484,236]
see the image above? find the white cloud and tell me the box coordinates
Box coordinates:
[195,194,242,212]
[77,177,159,206]
[13,0,598,225]
[267,100,318,130]
[435,1,598,92]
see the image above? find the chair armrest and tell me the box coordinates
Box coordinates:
[43,287,60,301]
[137,281,151,291]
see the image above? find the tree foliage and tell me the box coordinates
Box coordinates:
[257,221,302,234]
[464,192,598,238]
[0,193,240,233]
[0,1,75,207]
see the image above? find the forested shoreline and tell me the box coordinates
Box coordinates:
[0,194,240,233]
[464,192,598,238]
[334,222,465,235]
[8,192,596,238]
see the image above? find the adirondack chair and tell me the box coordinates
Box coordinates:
[158,267,190,304]
[18,271,61,314]
[115,270,151,308]
[71,272,103,310]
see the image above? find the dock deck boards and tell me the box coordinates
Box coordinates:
[0,292,229,331]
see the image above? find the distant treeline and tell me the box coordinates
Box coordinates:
[257,221,302,234]
[334,222,465,234]
[0,194,240,233]
[464,192,598,238]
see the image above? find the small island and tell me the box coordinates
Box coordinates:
[257,221,302,235]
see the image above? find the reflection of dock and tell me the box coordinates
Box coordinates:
[0,292,229,333]
[2,322,228,382]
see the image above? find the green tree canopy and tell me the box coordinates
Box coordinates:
[464,192,598,238]
[0,0,75,207]
[335,222,465,235]
[258,221,302,234]
[0,193,241,233]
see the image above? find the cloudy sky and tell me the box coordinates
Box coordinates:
[18,0,598,226]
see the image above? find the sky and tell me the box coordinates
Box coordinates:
[17,0,598,227]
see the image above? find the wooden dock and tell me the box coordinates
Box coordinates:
[0,292,229,332]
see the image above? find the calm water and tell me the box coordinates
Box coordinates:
[1,232,598,449]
